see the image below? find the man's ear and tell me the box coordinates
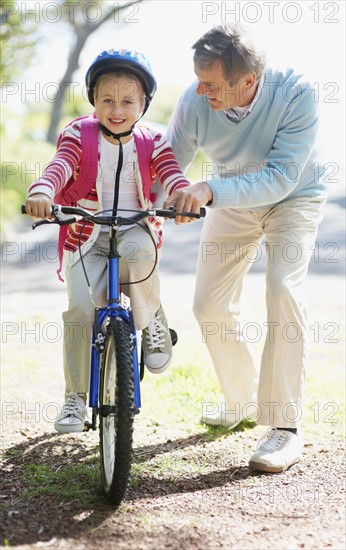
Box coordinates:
[244,72,257,89]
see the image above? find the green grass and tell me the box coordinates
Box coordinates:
[138,339,345,441]
[24,459,100,504]
[4,334,344,504]
[2,269,344,504]
[139,358,221,431]
[304,350,345,437]
[128,338,344,486]
[1,126,56,232]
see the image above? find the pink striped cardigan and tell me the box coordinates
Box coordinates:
[28,120,191,270]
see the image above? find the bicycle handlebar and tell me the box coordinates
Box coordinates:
[21,204,206,229]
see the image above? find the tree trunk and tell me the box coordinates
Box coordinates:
[46,33,86,144]
[46,0,143,144]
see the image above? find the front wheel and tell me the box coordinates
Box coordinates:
[99,317,134,504]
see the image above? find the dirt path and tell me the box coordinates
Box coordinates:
[1,218,345,549]
[1,426,345,549]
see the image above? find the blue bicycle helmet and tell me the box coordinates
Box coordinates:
[85,49,157,113]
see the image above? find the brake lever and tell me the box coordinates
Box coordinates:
[31,216,78,230]
[21,204,78,229]
[32,218,59,230]
[51,205,78,226]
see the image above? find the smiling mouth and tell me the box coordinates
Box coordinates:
[109,118,126,124]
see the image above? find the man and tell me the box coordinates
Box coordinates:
[164,24,327,473]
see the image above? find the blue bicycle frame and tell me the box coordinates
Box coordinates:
[88,225,141,416]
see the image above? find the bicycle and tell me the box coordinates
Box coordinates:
[21,203,205,505]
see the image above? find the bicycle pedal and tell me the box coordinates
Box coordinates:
[84,419,97,431]
[169,328,178,346]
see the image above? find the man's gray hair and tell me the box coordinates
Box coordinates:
[192,24,266,84]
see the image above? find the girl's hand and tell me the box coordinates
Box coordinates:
[25,194,53,219]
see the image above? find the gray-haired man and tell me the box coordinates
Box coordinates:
[164,24,326,473]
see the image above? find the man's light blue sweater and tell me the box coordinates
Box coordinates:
[166,67,327,209]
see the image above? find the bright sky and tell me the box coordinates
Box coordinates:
[3,0,345,166]
[27,0,345,85]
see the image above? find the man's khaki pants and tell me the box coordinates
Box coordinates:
[62,227,161,398]
[193,197,326,428]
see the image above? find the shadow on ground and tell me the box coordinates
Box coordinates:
[0,426,257,547]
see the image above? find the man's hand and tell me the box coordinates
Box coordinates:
[25,194,53,219]
[163,182,213,224]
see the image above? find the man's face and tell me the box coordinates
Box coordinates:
[194,61,256,111]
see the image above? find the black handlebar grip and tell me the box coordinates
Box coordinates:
[187,207,207,219]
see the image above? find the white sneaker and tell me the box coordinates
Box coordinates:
[142,305,172,374]
[200,409,242,429]
[54,393,87,433]
[249,428,303,473]
[201,402,256,429]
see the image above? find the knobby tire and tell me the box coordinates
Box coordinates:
[99,317,134,505]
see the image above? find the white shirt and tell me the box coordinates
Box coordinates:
[100,134,139,230]
[224,75,264,123]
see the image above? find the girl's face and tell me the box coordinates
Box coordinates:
[94,73,145,142]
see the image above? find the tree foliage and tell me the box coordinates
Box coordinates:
[0,1,38,82]
[1,0,145,141]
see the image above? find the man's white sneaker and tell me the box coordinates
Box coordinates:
[201,402,256,429]
[200,409,242,429]
[142,305,172,374]
[249,428,303,473]
[54,393,87,433]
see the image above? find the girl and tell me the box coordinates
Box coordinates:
[25,50,191,432]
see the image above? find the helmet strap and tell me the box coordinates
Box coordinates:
[99,122,134,141]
